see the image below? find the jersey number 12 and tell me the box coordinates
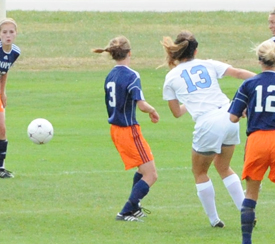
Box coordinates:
[255,85,275,112]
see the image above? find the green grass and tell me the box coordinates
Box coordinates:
[1,10,274,244]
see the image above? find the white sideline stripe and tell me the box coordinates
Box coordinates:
[0,204,227,215]
[14,165,245,176]
[15,167,192,176]
[0,200,273,215]
[17,165,244,176]
[63,166,191,174]
[0,205,199,215]
[0,209,75,214]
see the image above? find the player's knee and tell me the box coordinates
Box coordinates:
[0,127,6,138]
[143,172,158,186]
[152,171,158,183]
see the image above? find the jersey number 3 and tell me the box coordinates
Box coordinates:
[106,82,116,107]
[180,65,212,93]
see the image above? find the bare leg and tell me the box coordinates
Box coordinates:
[214,145,244,210]
[118,161,157,217]
[214,145,235,179]
[192,149,222,226]
[138,160,158,187]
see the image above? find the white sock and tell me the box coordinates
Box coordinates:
[196,180,220,225]
[223,174,245,211]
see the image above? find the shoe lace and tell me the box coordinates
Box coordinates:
[140,206,151,214]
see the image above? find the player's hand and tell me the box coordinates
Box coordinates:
[242,108,247,118]
[1,93,7,108]
[149,111,159,123]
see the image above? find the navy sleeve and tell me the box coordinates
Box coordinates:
[228,85,248,117]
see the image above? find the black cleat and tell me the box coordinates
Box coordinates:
[0,169,14,178]
[115,213,142,222]
[212,220,225,228]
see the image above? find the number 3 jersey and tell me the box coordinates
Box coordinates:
[104,65,145,127]
[163,59,231,122]
[228,71,275,136]
[0,41,20,76]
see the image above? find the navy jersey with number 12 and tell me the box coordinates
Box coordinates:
[229,71,275,135]
[104,65,145,127]
[0,41,20,76]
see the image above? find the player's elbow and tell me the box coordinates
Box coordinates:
[230,114,239,123]
[174,115,181,118]
[172,112,182,118]
[137,100,147,112]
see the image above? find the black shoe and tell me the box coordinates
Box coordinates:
[0,169,14,178]
[115,213,142,222]
[212,220,225,228]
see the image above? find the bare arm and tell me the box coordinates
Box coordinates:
[224,66,256,80]
[168,99,188,118]
[0,73,8,108]
[230,114,240,123]
[230,108,247,123]
[137,100,159,123]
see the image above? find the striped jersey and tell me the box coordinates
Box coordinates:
[228,71,275,135]
[104,65,145,127]
[0,41,20,76]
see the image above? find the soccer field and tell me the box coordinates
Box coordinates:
[1,10,274,244]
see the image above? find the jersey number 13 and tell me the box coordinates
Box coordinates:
[180,65,212,93]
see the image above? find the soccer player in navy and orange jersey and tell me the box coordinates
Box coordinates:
[229,39,275,244]
[0,18,20,178]
[93,36,159,222]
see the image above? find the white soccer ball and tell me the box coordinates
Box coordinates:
[27,118,54,144]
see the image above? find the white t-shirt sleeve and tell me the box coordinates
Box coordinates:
[208,59,231,79]
[163,82,177,100]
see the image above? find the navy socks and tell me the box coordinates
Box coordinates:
[132,172,143,187]
[120,179,149,215]
[241,198,257,244]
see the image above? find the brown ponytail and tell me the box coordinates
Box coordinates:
[93,36,131,61]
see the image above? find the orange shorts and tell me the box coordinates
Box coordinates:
[243,130,275,182]
[110,124,154,170]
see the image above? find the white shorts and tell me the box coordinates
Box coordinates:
[192,106,240,154]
